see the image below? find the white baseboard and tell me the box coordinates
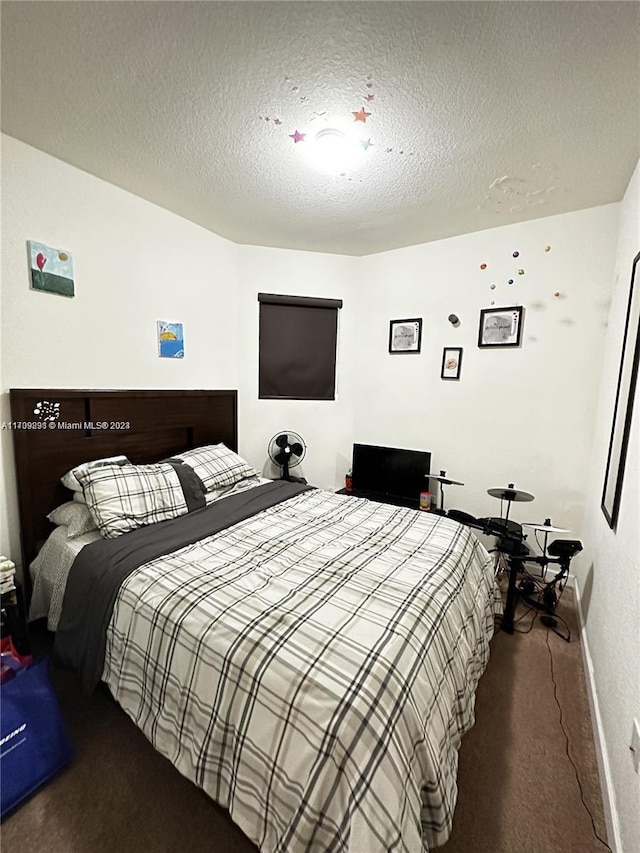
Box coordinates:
[572,575,623,853]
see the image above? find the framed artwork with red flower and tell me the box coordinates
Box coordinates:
[27,240,74,297]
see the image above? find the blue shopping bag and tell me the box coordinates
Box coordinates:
[0,654,73,818]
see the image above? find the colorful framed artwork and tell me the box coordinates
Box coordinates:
[389,318,422,353]
[441,347,463,380]
[157,321,184,359]
[27,241,74,297]
[478,305,524,348]
[601,251,640,530]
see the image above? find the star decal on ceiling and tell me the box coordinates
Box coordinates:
[360,138,374,150]
[273,118,282,125]
[352,107,372,123]
[365,94,375,103]
[289,130,306,143]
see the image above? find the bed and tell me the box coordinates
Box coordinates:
[10,389,500,853]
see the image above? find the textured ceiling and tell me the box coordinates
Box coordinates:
[1,1,639,256]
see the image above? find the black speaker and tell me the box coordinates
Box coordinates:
[547,539,583,558]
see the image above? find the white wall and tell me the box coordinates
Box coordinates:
[354,207,619,542]
[580,160,640,853]
[0,223,8,560]
[235,245,358,491]
[0,134,240,573]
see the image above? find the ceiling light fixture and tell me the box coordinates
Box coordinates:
[307,125,365,175]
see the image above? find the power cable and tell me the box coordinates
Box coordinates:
[514,605,535,624]
[513,614,538,634]
[545,631,612,852]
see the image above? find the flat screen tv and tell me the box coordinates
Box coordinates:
[351,443,431,507]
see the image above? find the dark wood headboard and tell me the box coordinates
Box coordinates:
[10,389,238,600]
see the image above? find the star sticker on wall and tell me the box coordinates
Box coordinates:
[352,107,372,123]
[360,138,374,150]
[273,118,282,125]
[365,94,375,102]
[289,130,306,143]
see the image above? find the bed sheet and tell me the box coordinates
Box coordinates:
[29,526,102,629]
[102,488,500,852]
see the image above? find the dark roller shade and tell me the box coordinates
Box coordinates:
[258,294,342,400]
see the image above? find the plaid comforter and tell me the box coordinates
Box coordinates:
[102,489,498,852]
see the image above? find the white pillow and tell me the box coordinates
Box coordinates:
[173,444,257,491]
[61,455,129,492]
[47,501,98,539]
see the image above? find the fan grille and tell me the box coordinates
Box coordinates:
[268,431,306,471]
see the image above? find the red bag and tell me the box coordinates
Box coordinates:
[0,635,32,668]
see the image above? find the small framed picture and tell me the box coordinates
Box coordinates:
[478,305,524,348]
[441,347,463,380]
[389,318,422,353]
[157,320,185,358]
[27,240,75,298]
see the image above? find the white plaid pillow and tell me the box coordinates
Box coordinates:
[61,454,129,492]
[76,463,188,539]
[174,444,257,491]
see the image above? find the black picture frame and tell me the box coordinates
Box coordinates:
[441,347,463,380]
[389,318,422,353]
[601,251,640,530]
[478,305,524,348]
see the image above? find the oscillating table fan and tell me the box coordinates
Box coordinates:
[268,431,307,483]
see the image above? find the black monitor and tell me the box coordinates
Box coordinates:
[351,443,431,507]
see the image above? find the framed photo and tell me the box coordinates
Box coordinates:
[601,251,640,530]
[478,305,524,348]
[389,318,422,353]
[441,347,463,380]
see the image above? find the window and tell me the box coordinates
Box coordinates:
[258,293,343,400]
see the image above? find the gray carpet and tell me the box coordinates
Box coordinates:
[2,588,609,853]
[435,586,610,853]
